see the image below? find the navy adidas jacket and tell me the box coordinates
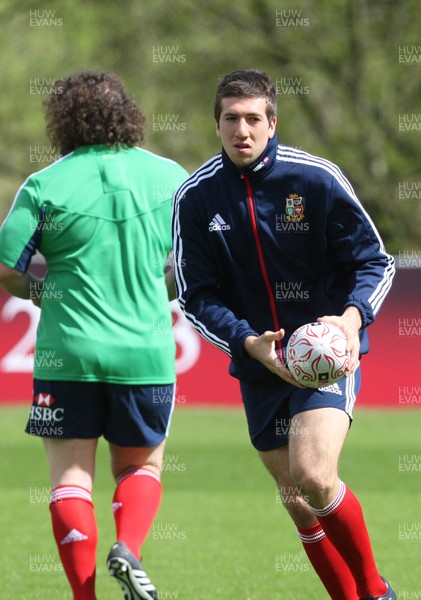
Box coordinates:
[172,135,395,382]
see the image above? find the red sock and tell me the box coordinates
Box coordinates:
[313,481,387,598]
[49,486,97,600]
[112,468,162,558]
[298,523,358,599]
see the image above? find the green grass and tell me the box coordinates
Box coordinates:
[0,406,420,599]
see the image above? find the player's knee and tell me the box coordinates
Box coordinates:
[289,465,333,499]
[141,463,162,479]
[112,461,162,482]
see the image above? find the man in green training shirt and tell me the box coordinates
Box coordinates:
[0,70,188,600]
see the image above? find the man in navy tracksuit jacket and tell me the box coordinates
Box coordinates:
[172,70,395,599]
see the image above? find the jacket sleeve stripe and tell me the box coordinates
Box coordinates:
[172,189,187,295]
[368,258,395,315]
[172,156,223,300]
[277,148,395,317]
[172,156,231,356]
[177,297,232,356]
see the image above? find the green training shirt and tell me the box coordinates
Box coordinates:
[0,145,188,383]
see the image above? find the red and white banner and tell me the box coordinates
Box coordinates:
[0,268,420,407]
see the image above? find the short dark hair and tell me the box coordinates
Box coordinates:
[214,69,277,123]
[43,70,146,155]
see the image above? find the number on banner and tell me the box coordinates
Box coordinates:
[0,298,201,376]
[0,297,40,373]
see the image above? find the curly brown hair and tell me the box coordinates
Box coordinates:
[43,70,146,155]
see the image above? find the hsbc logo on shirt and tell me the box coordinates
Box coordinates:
[31,393,64,422]
[35,393,54,406]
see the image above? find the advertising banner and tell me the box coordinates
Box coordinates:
[0,268,419,408]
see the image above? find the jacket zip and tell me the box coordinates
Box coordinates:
[243,175,284,363]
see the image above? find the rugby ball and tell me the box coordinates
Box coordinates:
[286,322,349,388]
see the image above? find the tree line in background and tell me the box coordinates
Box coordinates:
[0,0,420,252]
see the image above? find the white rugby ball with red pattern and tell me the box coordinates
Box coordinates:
[286,322,349,388]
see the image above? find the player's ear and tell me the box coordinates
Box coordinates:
[215,119,221,138]
[268,116,277,139]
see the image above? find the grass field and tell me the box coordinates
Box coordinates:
[0,405,420,599]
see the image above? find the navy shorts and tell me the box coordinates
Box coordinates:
[240,366,361,452]
[25,380,176,447]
